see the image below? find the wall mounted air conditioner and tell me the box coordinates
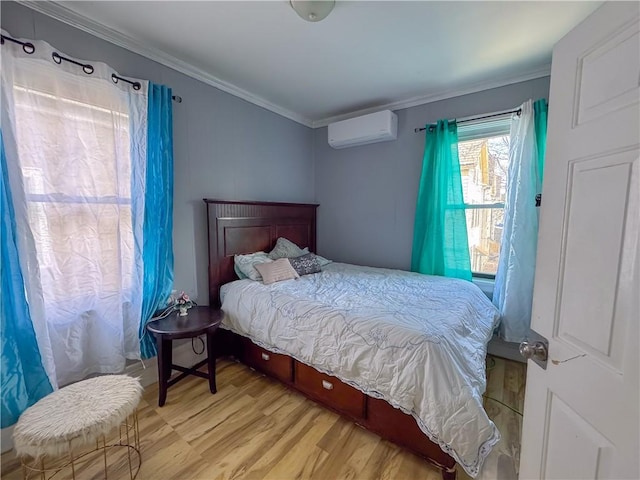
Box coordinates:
[328,110,398,149]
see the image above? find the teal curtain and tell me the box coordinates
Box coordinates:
[533,99,548,195]
[137,83,174,358]
[1,132,53,427]
[411,120,472,280]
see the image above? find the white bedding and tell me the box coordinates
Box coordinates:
[220,262,500,477]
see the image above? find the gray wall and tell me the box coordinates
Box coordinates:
[313,77,550,270]
[1,2,315,305]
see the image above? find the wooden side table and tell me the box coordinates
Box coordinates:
[146,306,223,406]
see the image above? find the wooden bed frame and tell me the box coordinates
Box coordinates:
[204,199,457,480]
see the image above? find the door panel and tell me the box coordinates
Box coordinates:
[558,152,634,369]
[576,19,639,126]
[544,393,613,480]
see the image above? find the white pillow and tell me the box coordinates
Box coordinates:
[314,254,332,267]
[234,252,272,281]
[268,237,307,259]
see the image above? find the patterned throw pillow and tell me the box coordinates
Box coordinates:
[268,237,307,259]
[254,258,300,284]
[288,253,321,276]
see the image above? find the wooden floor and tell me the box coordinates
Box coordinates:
[1,356,525,480]
[481,356,527,479]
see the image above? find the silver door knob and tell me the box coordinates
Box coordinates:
[519,341,548,362]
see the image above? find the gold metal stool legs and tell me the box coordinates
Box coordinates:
[20,410,141,480]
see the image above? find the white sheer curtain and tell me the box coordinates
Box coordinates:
[1,32,148,386]
[492,100,540,343]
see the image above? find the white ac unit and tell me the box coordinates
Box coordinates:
[328,110,398,149]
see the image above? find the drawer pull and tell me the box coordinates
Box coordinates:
[322,380,333,390]
[261,352,270,361]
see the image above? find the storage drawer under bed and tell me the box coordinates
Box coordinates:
[294,361,366,419]
[242,338,293,383]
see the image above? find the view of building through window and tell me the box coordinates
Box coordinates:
[458,134,510,276]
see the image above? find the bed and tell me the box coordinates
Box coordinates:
[205,199,500,479]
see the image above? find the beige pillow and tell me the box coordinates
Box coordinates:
[254,258,300,285]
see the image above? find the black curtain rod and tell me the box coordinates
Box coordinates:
[52,51,94,74]
[1,34,34,54]
[112,73,141,90]
[414,108,521,133]
[1,33,182,103]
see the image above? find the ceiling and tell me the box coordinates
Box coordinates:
[31,1,601,127]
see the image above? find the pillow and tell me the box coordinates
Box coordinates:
[313,254,332,267]
[268,237,307,259]
[233,252,272,281]
[266,237,333,267]
[254,258,300,285]
[288,253,321,276]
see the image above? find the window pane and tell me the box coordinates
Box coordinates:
[459,132,510,276]
[459,135,510,205]
[465,207,504,275]
[28,202,134,303]
[14,85,131,200]
[11,68,136,313]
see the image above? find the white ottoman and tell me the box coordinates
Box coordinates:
[14,375,143,479]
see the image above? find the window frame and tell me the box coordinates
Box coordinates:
[457,116,511,279]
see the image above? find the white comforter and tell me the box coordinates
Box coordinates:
[220,262,500,476]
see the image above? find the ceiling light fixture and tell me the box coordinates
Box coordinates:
[290,1,335,22]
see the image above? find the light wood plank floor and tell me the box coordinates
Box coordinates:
[1,356,525,480]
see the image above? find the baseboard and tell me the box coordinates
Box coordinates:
[487,335,525,363]
[0,340,206,454]
[1,426,15,454]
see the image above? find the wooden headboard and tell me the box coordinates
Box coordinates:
[204,199,319,307]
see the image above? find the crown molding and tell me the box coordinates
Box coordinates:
[312,64,552,128]
[16,0,315,128]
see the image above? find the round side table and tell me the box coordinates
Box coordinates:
[146,306,223,407]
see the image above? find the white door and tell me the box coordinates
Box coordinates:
[519,2,639,479]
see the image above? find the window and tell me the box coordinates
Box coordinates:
[11,70,137,315]
[457,117,511,277]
